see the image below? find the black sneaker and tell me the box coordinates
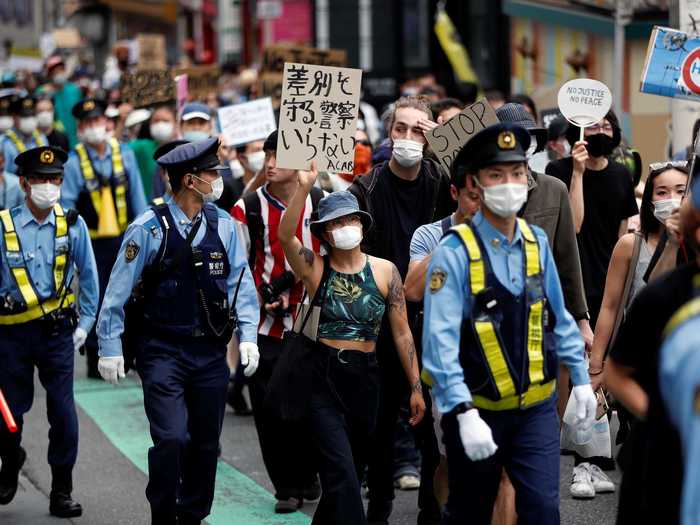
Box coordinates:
[0,447,26,505]
[274,497,302,513]
[227,385,252,416]
[49,492,83,518]
[302,477,321,502]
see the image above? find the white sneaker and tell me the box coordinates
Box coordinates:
[570,463,595,499]
[396,474,421,490]
[588,464,615,493]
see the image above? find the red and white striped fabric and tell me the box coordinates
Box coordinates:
[231,184,320,339]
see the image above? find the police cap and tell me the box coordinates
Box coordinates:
[15,146,68,177]
[11,96,37,117]
[0,93,16,116]
[153,139,189,162]
[156,136,226,176]
[452,122,530,178]
[72,98,107,120]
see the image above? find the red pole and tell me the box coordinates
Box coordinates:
[0,388,17,433]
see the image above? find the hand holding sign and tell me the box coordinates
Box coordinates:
[557,78,612,141]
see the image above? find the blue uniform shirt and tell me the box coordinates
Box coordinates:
[0,172,24,210]
[60,141,147,216]
[422,210,588,414]
[3,130,49,174]
[97,199,260,357]
[660,316,700,525]
[0,202,99,332]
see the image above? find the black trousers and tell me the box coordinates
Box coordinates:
[248,334,317,499]
[137,335,230,525]
[310,342,380,525]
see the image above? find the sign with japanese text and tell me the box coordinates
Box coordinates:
[425,98,499,171]
[121,70,175,107]
[218,98,277,147]
[276,63,362,171]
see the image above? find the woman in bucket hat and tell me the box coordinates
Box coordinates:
[278,162,425,525]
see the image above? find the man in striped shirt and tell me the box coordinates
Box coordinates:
[231,131,323,513]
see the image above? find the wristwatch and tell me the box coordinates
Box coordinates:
[447,401,474,416]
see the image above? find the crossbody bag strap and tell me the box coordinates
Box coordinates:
[606,232,642,357]
[296,255,332,333]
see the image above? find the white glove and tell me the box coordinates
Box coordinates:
[456,408,498,461]
[239,342,259,377]
[72,328,87,352]
[572,384,597,431]
[98,356,126,385]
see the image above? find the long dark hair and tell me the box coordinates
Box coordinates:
[639,164,689,239]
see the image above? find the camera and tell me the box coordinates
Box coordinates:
[258,270,295,316]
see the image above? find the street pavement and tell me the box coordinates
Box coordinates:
[0,356,620,525]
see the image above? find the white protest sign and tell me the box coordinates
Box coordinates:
[557,78,612,129]
[218,98,277,147]
[276,62,363,171]
[425,98,500,172]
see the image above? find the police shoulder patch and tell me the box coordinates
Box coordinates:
[429,267,447,294]
[125,240,140,262]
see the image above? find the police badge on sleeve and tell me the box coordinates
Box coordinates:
[125,240,140,263]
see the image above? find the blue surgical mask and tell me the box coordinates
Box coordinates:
[183,130,210,142]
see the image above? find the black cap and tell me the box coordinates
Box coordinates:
[15,146,68,177]
[11,96,36,117]
[453,123,530,176]
[263,130,277,152]
[0,93,16,116]
[153,139,189,162]
[156,137,226,175]
[72,98,107,120]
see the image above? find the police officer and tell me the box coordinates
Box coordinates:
[0,146,98,518]
[96,137,260,525]
[61,98,146,377]
[2,96,48,174]
[422,123,597,525]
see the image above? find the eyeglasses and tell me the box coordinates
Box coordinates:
[649,160,688,172]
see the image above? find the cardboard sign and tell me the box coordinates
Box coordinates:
[218,98,277,147]
[173,66,220,100]
[425,98,499,171]
[121,70,175,107]
[640,26,700,103]
[136,34,167,70]
[259,45,347,108]
[557,78,612,128]
[52,28,81,49]
[276,63,362,171]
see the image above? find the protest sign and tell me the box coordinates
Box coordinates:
[557,78,612,129]
[218,98,277,147]
[640,26,700,103]
[121,70,175,107]
[173,66,219,99]
[425,98,499,171]
[136,34,167,70]
[276,63,362,171]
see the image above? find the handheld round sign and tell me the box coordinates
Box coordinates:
[557,78,612,140]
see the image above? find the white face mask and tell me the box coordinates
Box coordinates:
[19,117,38,135]
[331,224,363,250]
[246,150,266,173]
[83,125,107,145]
[192,174,224,203]
[53,72,68,85]
[477,180,529,218]
[653,198,682,224]
[0,116,12,132]
[36,111,54,129]
[229,159,245,179]
[392,139,423,167]
[150,121,174,143]
[183,130,210,142]
[30,182,61,210]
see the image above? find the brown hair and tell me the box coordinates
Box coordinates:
[386,95,433,133]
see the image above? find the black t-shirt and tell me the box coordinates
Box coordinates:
[546,157,638,322]
[610,261,698,523]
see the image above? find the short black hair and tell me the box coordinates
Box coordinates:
[168,170,187,194]
[430,98,465,119]
[263,130,277,153]
[450,164,470,191]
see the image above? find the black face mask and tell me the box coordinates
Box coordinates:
[585,133,616,158]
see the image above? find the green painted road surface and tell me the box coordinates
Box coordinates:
[74,377,311,525]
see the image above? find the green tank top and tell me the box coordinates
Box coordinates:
[318,256,386,342]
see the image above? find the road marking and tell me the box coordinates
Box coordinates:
[74,378,311,525]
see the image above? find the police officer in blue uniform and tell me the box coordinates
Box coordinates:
[422,123,597,525]
[2,96,49,174]
[0,146,98,518]
[61,98,146,377]
[96,137,260,525]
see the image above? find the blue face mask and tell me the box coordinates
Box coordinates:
[183,130,210,142]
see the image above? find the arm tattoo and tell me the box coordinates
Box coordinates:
[411,378,422,394]
[387,264,406,314]
[298,246,315,267]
